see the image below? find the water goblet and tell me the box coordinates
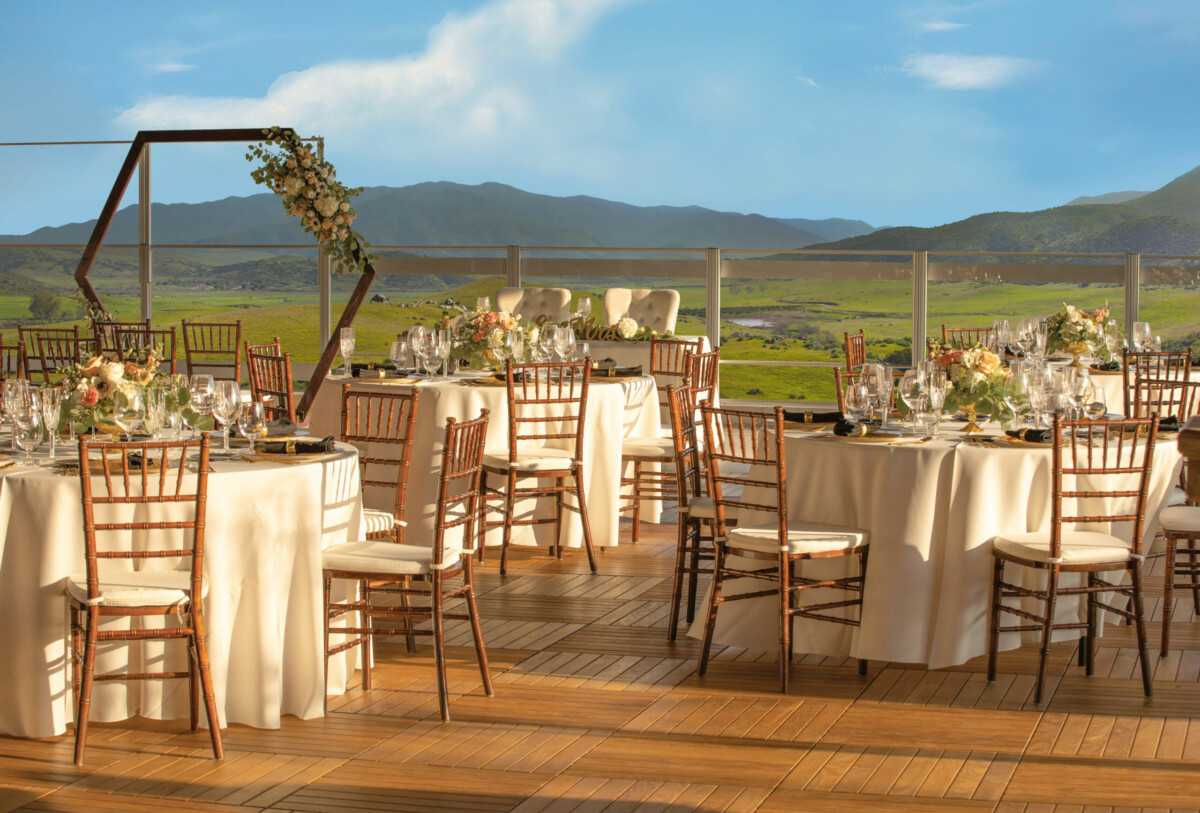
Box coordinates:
[389,339,409,373]
[1132,321,1152,351]
[898,369,923,434]
[12,392,42,466]
[339,327,356,377]
[845,383,870,423]
[212,380,241,453]
[506,330,526,363]
[189,374,214,437]
[111,388,144,439]
[237,400,266,455]
[555,326,576,361]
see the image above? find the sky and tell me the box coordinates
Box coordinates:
[2,0,1199,235]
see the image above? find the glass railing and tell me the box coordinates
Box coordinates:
[1141,254,1200,354]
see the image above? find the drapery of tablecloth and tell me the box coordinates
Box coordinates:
[0,448,363,739]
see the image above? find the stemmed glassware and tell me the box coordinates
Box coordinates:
[845,383,870,423]
[476,296,491,312]
[39,386,62,461]
[142,386,167,439]
[339,327,356,377]
[863,364,892,427]
[898,369,925,434]
[575,296,593,321]
[1003,366,1031,428]
[188,374,214,437]
[539,327,557,361]
[212,380,242,453]
[111,388,144,439]
[389,339,409,372]
[506,329,525,363]
[237,400,266,455]
[12,390,42,466]
[554,326,576,361]
[4,379,26,451]
[435,329,452,376]
[1132,321,1152,351]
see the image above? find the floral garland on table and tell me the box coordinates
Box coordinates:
[1045,303,1107,359]
[930,343,1010,416]
[246,127,372,274]
[568,314,666,342]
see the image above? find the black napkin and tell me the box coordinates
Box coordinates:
[1091,360,1120,372]
[834,419,868,437]
[1006,428,1051,443]
[259,436,336,455]
[784,409,844,424]
[1158,416,1181,433]
[494,370,534,383]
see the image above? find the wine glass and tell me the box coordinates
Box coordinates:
[3,379,26,451]
[555,326,576,361]
[189,374,214,437]
[992,319,1011,354]
[539,327,558,362]
[111,387,143,439]
[142,386,167,439]
[577,296,593,321]
[39,386,62,461]
[212,380,241,453]
[389,339,409,372]
[435,329,452,376]
[339,327,356,377]
[417,334,440,377]
[1132,321,1152,351]
[1003,367,1030,428]
[898,370,924,434]
[12,391,41,466]
[237,400,266,455]
[845,383,870,423]
[476,296,491,312]
[578,340,590,361]
[506,330,525,363]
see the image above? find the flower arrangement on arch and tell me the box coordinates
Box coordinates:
[247,127,371,274]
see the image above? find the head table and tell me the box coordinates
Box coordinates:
[0,440,365,739]
[305,371,662,550]
[690,420,1183,670]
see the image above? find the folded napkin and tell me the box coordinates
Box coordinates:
[784,409,844,424]
[1006,428,1051,443]
[593,358,643,377]
[493,370,534,383]
[1090,360,1121,372]
[834,420,868,437]
[259,436,336,455]
[1158,415,1181,433]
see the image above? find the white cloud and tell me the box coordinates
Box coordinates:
[795,75,819,88]
[920,20,966,32]
[149,61,196,73]
[902,52,1040,90]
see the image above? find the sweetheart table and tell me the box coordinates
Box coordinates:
[0,442,365,739]
[690,422,1183,669]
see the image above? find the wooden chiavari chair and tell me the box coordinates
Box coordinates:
[114,325,177,374]
[697,404,870,691]
[650,336,705,423]
[0,335,24,382]
[986,414,1158,704]
[182,320,242,382]
[322,410,493,721]
[341,385,420,545]
[482,360,597,575]
[843,329,867,371]
[246,340,297,425]
[93,319,150,356]
[69,435,220,766]
[666,383,716,640]
[1123,349,1192,419]
[941,325,993,348]
[19,326,78,383]
[1158,500,1200,655]
[32,329,83,385]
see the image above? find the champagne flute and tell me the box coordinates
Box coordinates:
[237,400,266,455]
[435,329,452,376]
[898,369,923,434]
[507,330,525,363]
[339,327,356,377]
[213,380,241,453]
[39,386,62,461]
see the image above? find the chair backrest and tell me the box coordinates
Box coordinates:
[504,360,590,463]
[0,335,24,381]
[942,325,993,348]
[686,349,720,411]
[1048,414,1158,559]
[19,326,78,381]
[843,330,867,371]
[76,436,211,607]
[700,403,786,541]
[246,341,297,424]
[94,319,151,356]
[667,384,704,510]
[432,410,490,566]
[1123,350,1191,418]
[340,385,420,542]
[496,287,571,324]
[603,288,680,334]
[182,320,242,382]
[1131,377,1195,422]
[28,326,81,384]
[649,337,704,424]
[114,325,177,375]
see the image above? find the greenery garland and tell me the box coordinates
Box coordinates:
[246,127,372,274]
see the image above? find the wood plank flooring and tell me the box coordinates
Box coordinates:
[4,522,1200,812]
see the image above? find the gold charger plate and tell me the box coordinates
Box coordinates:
[823,433,928,445]
[986,435,1052,449]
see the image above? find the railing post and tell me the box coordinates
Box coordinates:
[137,144,152,321]
[506,244,522,287]
[316,137,332,352]
[1125,252,1140,342]
[912,250,927,364]
[705,247,721,348]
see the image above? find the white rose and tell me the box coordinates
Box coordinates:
[98,362,125,387]
[617,317,639,339]
[315,196,339,218]
[339,201,350,212]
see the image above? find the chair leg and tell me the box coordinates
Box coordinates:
[500,470,517,576]
[192,611,225,760]
[686,522,703,624]
[554,477,565,559]
[400,576,417,655]
[323,572,332,716]
[431,573,451,722]
[1033,566,1059,706]
[987,557,1003,683]
[573,470,598,575]
[1162,538,1176,657]
[73,607,99,767]
[1191,545,1200,615]
[667,515,689,641]
[1131,560,1154,698]
[698,543,725,677]
[189,643,200,732]
[69,606,81,720]
[1085,572,1097,675]
[477,471,488,563]
[359,579,372,692]
[463,558,494,697]
[631,461,642,543]
[780,555,791,693]
[857,545,870,677]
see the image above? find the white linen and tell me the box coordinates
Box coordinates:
[306,374,661,549]
[690,425,1182,669]
[0,445,364,739]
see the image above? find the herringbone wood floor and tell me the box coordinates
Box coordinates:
[4,522,1200,812]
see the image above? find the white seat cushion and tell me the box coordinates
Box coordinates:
[1167,487,1189,508]
[621,436,675,459]
[323,542,461,575]
[66,569,205,608]
[363,508,405,537]
[727,523,867,555]
[485,447,575,472]
[993,530,1132,564]
[683,496,714,519]
[1161,506,1200,534]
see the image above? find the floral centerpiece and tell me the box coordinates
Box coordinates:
[931,343,1009,432]
[1045,303,1107,365]
[439,303,535,371]
[569,314,666,341]
[60,350,207,435]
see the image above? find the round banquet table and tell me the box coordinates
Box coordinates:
[305,372,662,550]
[689,422,1183,670]
[0,440,365,739]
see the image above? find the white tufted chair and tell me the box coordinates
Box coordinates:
[603,289,680,334]
[496,287,572,324]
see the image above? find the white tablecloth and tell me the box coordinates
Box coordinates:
[306,374,661,549]
[0,444,364,739]
[690,424,1182,669]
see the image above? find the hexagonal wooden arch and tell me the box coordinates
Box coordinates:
[73,128,375,422]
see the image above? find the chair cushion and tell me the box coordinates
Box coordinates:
[1161,506,1200,534]
[621,436,675,459]
[993,530,1132,564]
[323,541,459,575]
[727,523,867,555]
[1167,487,1189,508]
[363,508,404,537]
[683,496,714,519]
[485,447,575,471]
[66,569,205,608]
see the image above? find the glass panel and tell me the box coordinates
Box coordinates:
[719,250,914,402]
[1141,255,1200,354]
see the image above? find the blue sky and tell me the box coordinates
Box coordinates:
[2,0,1199,235]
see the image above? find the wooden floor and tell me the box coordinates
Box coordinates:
[5,522,1200,812]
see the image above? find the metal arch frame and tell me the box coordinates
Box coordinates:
[72,128,375,422]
